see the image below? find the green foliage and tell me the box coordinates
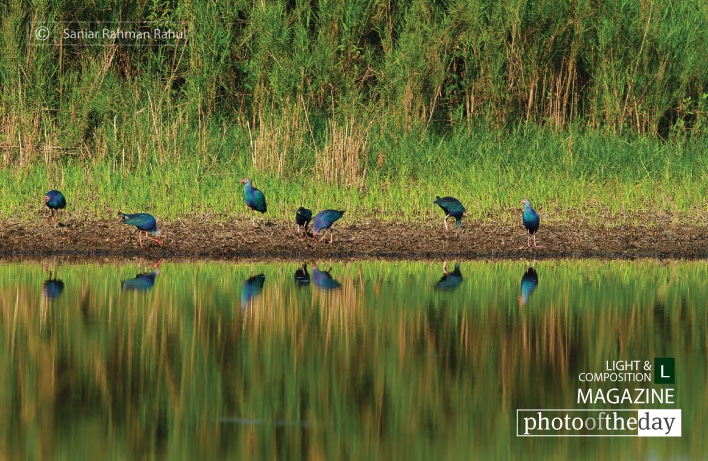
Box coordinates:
[0,0,706,223]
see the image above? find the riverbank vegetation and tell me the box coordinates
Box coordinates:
[1,0,706,223]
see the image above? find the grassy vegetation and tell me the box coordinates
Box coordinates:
[0,0,706,224]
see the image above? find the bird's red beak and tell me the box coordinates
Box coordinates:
[240,177,247,184]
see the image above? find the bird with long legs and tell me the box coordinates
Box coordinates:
[119,212,163,247]
[434,196,465,230]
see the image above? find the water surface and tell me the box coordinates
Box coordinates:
[0,259,705,459]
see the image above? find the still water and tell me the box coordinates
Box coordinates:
[0,259,705,460]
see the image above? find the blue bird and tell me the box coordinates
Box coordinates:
[311,262,341,290]
[121,269,160,291]
[295,207,313,235]
[43,190,66,225]
[518,266,538,306]
[43,279,65,299]
[311,210,345,244]
[520,199,540,248]
[435,261,463,291]
[119,212,163,247]
[240,177,267,225]
[434,196,465,230]
[241,274,266,310]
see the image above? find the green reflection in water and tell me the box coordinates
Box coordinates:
[0,259,706,460]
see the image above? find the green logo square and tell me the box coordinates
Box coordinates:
[654,358,675,384]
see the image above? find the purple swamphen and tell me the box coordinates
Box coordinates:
[518,266,538,307]
[311,262,341,289]
[119,212,163,247]
[43,190,66,225]
[240,177,267,225]
[296,207,313,235]
[520,199,540,248]
[241,274,266,310]
[435,261,463,291]
[434,196,465,230]
[310,209,345,244]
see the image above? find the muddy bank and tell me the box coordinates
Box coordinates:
[1,214,706,261]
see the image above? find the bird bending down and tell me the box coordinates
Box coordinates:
[295,207,313,236]
[520,198,540,248]
[240,177,267,225]
[434,196,465,230]
[43,190,66,226]
[311,261,341,289]
[119,212,163,247]
[310,210,345,244]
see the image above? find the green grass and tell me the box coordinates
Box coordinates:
[1,125,706,226]
[1,0,707,225]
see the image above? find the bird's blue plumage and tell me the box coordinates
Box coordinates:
[241,274,266,309]
[312,263,341,290]
[44,190,66,210]
[435,262,463,291]
[519,267,539,306]
[434,196,465,227]
[296,207,313,228]
[121,269,159,291]
[43,279,65,299]
[312,210,345,234]
[241,178,267,213]
[521,199,540,234]
[120,212,160,235]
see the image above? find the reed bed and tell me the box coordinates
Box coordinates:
[0,0,706,225]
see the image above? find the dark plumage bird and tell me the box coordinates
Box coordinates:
[518,266,539,307]
[43,279,65,299]
[520,199,540,248]
[295,207,313,235]
[294,263,311,286]
[435,261,463,291]
[311,262,341,290]
[121,269,159,291]
[434,196,465,230]
[241,274,266,310]
[240,177,267,225]
[43,190,66,225]
[119,212,163,247]
[311,210,345,244]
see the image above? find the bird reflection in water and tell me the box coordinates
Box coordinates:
[518,265,539,306]
[435,261,463,291]
[294,262,310,286]
[241,273,266,310]
[42,261,64,299]
[311,261,341,290]
[121,260,162,291]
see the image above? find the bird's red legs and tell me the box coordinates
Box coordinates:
[442,261,449,275]
[443,215,449,231]
[44,209,54,226]
[144,233,164,247]
[329,230,333,244]
[525,233,540,248]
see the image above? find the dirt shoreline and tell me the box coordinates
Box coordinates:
[1,216,706,261]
